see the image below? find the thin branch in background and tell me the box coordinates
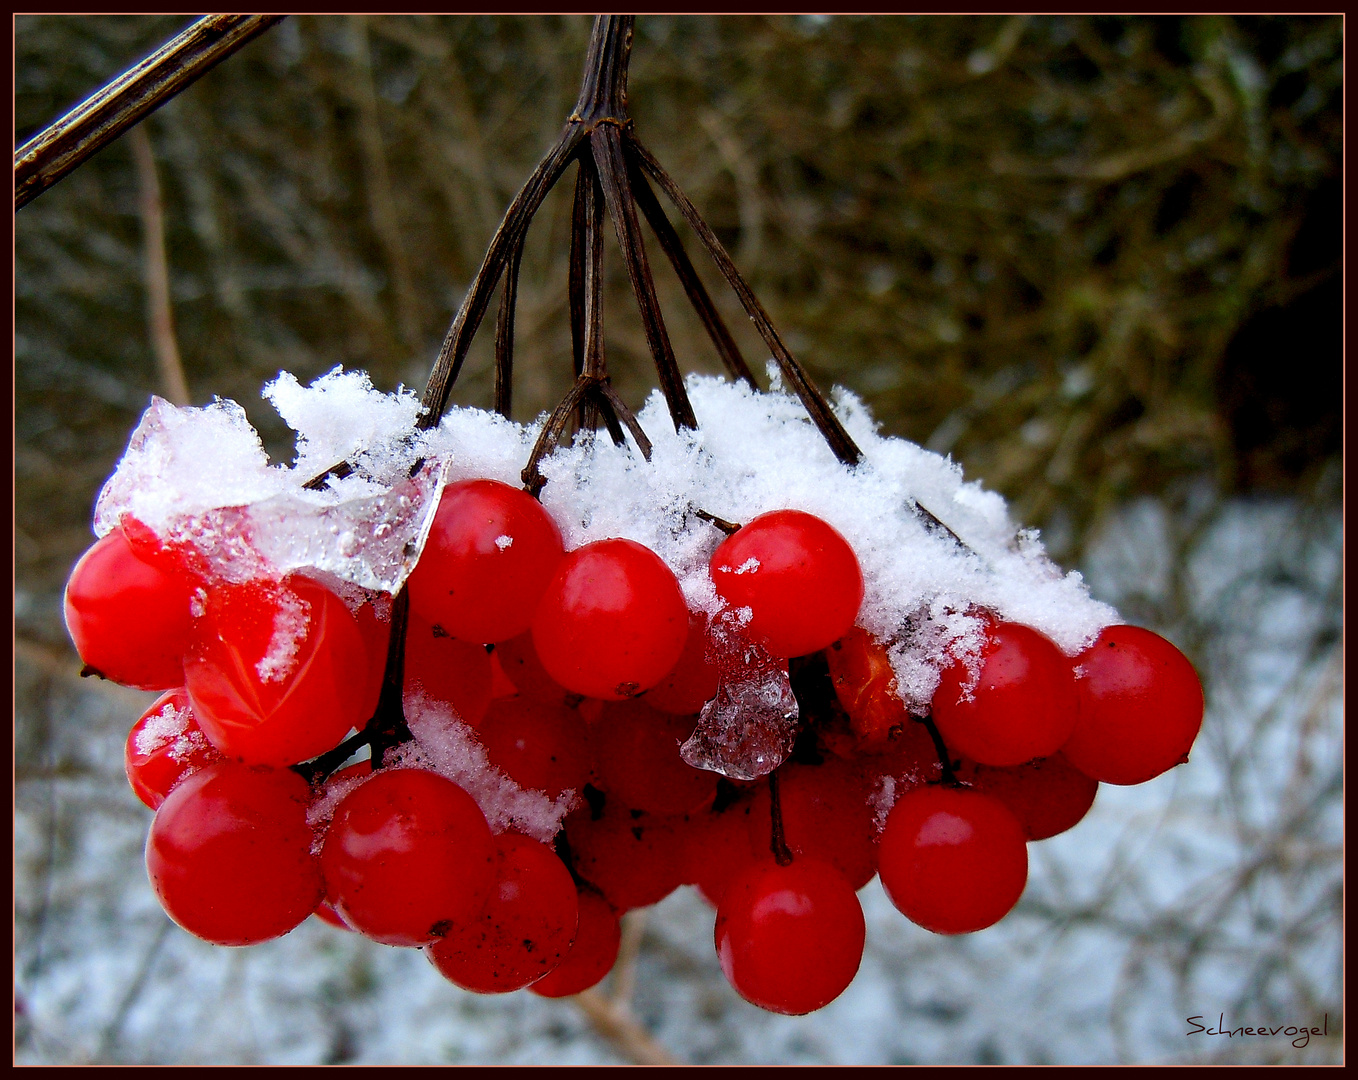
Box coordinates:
[96,917,173,1061]
[611,908,647,1008]
[572,992,678,1067]
[569,908,679,1066]
[130,123,191,406]
[348,13,422,354]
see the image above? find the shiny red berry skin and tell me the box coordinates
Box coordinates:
[428,833,579,993]
[321,768,496,947]
[477,697,591,799]
[493,631,571,704]
[745,760,879,890]
[125,688,223,809]
[643,611,721,715]
[591,699,716,815]
[184,575,371,767]
[532,538,688,701]
[931,621,1079,767]
[957,753,1098,841]
[407,479,565,644]
[529,889,622,999]
[64,527,194,690]
[710,510,863,659]
[715,857,866,1015]
[565,804,687,912]
[827,626,912,750]
[403,614,494,728]
[1062,625,1204,785]
[878,785,1028,935]
[145,761,323,946]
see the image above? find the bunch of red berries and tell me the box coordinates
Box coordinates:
[66,473,1203,1016]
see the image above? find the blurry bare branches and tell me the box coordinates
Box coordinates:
[130,124,190,405]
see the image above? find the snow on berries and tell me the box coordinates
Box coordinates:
[68,365,1205,1013]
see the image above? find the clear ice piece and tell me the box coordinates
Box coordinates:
[680,663,800,781]
[248,458,449,593]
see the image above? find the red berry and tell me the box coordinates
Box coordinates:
[530,889,622,998]
[494,631,571,704]
[683,799,767,908]
[643,611,721,715]
[184,575,371,766]
[145,762,323,946]
[957,753,1098,841]
[124,688,223,809]
[313,901,353,931]
[478,697,591,799]
[710,510,863,659]
[64,527,194,690]
[826,626,912,749]
[564,803,686,912]
[715,857,865,1015]
[591,700,716,815]
[1062,625,1204,785]
[351,594,391,723]
[407,479,565,644]
[532,538,688,701]
[428,833,579,993]
[931,621,1078,767]
[745,762,879,890]
[403,614,494,728]
[877,786,1027,935]
[321,768,496,947]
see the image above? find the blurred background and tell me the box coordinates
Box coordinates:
[15,14,1342,1065]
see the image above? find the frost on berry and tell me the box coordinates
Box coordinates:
[397,691,579,844]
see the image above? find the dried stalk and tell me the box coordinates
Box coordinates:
[15,14,287,210]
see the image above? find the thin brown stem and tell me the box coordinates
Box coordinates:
[366,589,414,766]
[918,714,960,786]
[691,508,741,535]
[15,15,288,211]
[418,125,584,428]
[494,237,523,419]
[590,384,629,448]
[768,768,795,866]
[627,150,756,388]
[522,377,595,497]
[582,157,607,381]
[592,124,698,433]
[627,136,859,465]
[595,380,653,460]
[568,162,588,380]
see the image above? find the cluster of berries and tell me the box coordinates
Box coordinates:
[65,476,1203,1015]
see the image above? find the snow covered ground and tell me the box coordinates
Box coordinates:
[15,463,1341,1065]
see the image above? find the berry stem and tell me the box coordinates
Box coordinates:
[366,588,415,766]
[917,714,960,786]
[767,768,795,866]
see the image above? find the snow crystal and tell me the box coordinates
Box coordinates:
[256,587,310,683]
[133,701,190,758]
[94,364,1118,722]
[306,765,373,854]
[494,534,513,551]
[398,691,578,844]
